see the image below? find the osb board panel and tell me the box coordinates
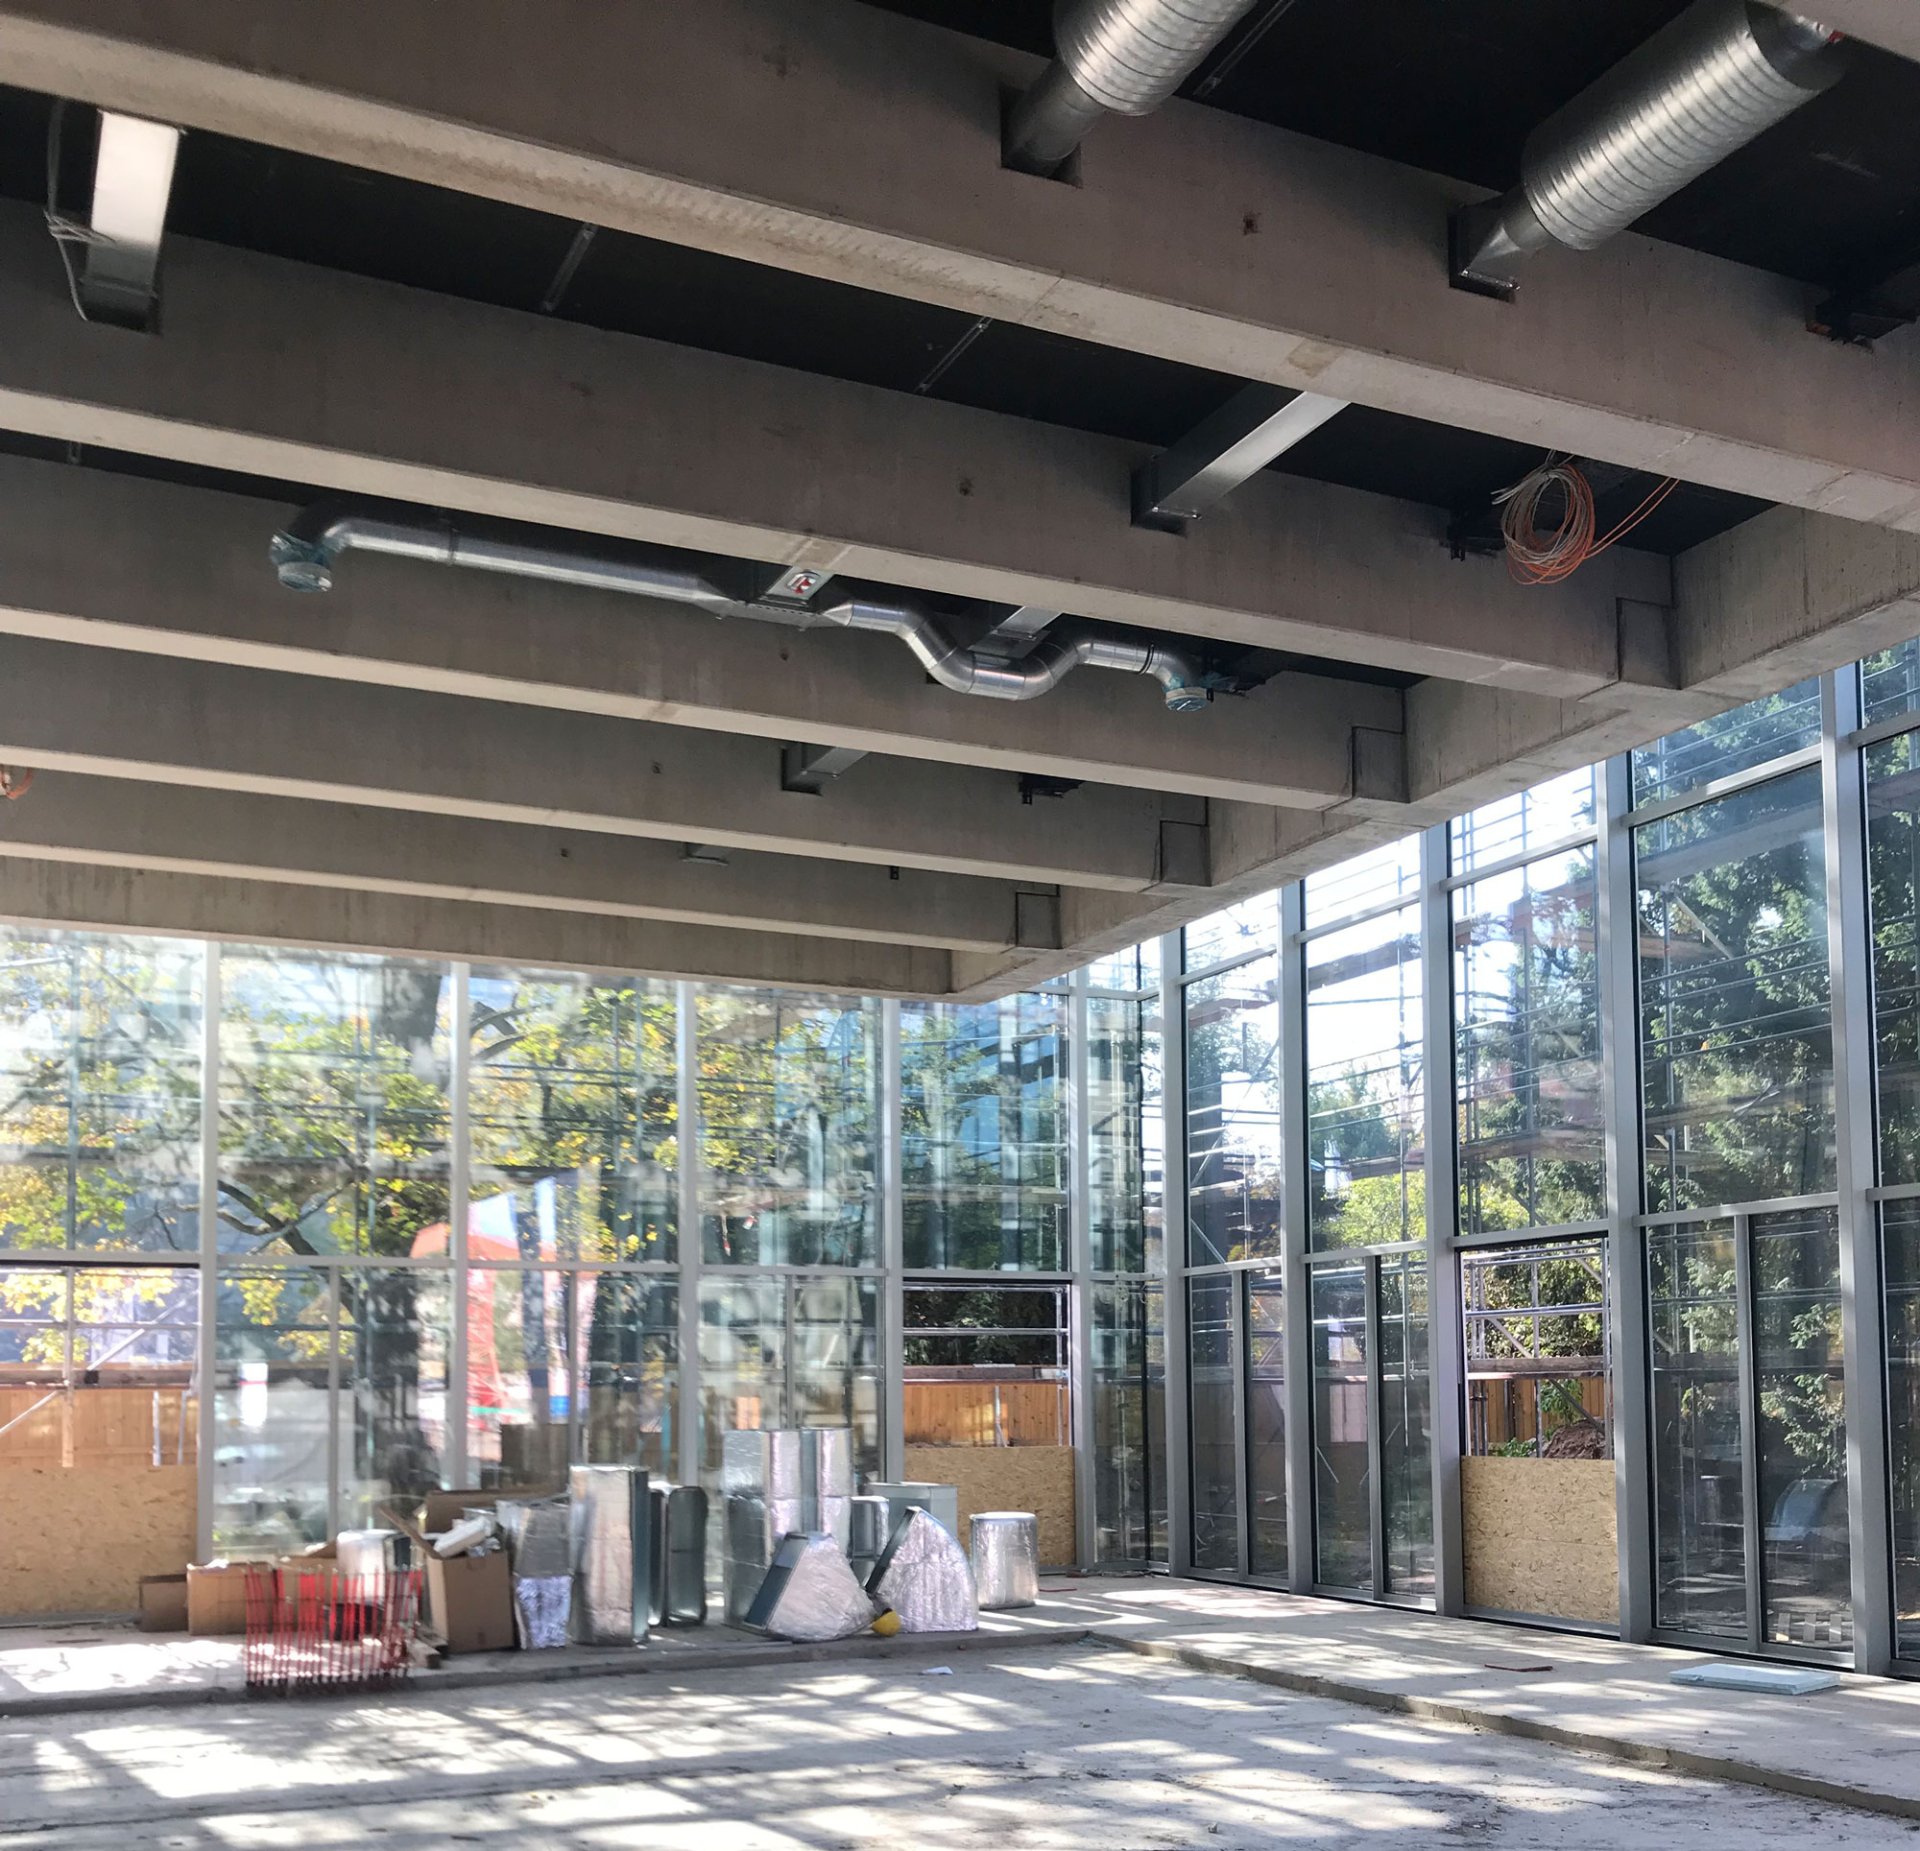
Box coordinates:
[0,1465,195,1617]
[902,1445,1076,1566]
[1463,1456,1618,1627]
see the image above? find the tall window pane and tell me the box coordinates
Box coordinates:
[1648,1220,1745,1638]
[1752,1207,1848,1650]
[1868,730,1920,1181]
[900,995,1064,1271]
[1380,1254,1433,1599]
[466,969,678,1264]
[219,948,452,1258]
[1185,956,1280,1265]
[1631,680,1822,806]
[0,928,201,1254]
[1637,768,1832,1211]
[1246,1270,1287,1578]
[1455,843,1603,1232]
[697,989,879,1267]
[1311,1262,1370,1589]
[1094,1279,1166,1566]
[1307,908,1424,1249]
[1188,1273,1238,1570]
[1883,1199,1920,1659]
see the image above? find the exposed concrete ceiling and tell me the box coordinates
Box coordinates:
[0,0,1912,996]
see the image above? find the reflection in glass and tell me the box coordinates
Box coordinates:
[1185,956,1280,1265]
[0,928,202,1254]
[466,1267,677,1488]
[698,990,879,1266]
[1752,1209,1848,1649]
[1631,679,1821,806]
[1455,845,1603,1233]
[1862,642,1920,728]
[466,969,678,1265]
[1380,1256,1433,1599]
[1087,941,1161,994]
[697,1272,880,1518]
[1648,1221,1746,1638]
[1311,1264,1371,1590]
[1246,1270,1287,1578]
[220,947,452,1258]
[1868,733,1920,1181]
[1188,1274,1238,1570]
[1638,768,1833,1211]
[1304,836,1422,928]
[901,995,1063,1270]
[1450,767,1597,874]
[1183,893,1278,971]
[1885,1201,1920,1659]
[1307,908,1424,1250]
[1094,1279,1166,1566]
[213,1265,449,1550]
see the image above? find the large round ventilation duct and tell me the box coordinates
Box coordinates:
[1005,0,1260,175]
[1454,1,1845,296]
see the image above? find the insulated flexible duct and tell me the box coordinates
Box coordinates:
[1455,1,1845,292]
[269,500,1212,712]
[1005,0,1260,174]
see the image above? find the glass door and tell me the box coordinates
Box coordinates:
[1309,1253,1432,1602]
[1647,1207,1849,1658]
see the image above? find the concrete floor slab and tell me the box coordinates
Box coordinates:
[3,1643,1913,1849]
[12,1579,1920,1822]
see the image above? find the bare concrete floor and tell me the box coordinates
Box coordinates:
[3,1645,1917,1850]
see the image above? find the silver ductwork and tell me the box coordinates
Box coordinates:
[1005,0,1260,176]
[269,501,1212,713]
[1453,1,1845,297]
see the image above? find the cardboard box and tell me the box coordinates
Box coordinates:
[416,1487,563,1535]
[138,1573,188,1633]
[425,1548,515,1654]
[186,1561,253,1636]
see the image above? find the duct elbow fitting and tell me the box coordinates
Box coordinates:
[268,525,337,593]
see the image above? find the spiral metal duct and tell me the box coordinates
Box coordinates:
[1005,0,1260,174]
[1454,1,1845,295]
[270,500,1212,713]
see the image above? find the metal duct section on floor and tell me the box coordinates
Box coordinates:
[1453,1,1846,296]
[269,499,1212,713]
[1004,0,1261,175]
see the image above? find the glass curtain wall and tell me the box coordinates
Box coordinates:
[1166,650,1920,1671]
[0,926,1162,1594]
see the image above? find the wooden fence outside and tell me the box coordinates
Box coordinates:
[902,1378,1068,1447]
[0,1384,196,1467]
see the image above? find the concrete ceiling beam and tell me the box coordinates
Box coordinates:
[0,202,1663,702]
[0,636,1197,892]
[0,772,1040,954]
[0,856,951,996]
[0,458,1404,812]
[0,0,1915,525]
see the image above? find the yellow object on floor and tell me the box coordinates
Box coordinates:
[871,1609,901,1636]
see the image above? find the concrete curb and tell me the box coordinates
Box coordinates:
[1096,1633,1920,1826]
[0,1623,1092,1724]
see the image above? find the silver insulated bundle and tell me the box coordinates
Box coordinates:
[570,1465,651,1646]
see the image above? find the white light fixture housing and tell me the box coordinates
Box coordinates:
[80,111,181,331]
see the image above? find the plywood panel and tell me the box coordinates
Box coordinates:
[901,1445,1076,1567]
[0,1465,196,1617]
[903,1382,1069,1447]
[1462,1456,1618,1627]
